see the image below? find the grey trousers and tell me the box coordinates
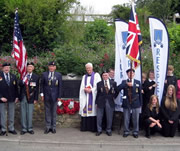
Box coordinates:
[44,100,57,130]
[0,102,15,132]
[123,107,140,135]
[97,99,114,133]
[21,96,34,132]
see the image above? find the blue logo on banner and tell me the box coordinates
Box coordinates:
[122,31,128,50]
[154,29,163,48]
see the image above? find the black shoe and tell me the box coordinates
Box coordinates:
[145,134,150,139]
[133,134,138,138]
[28,130,34,134]
[20,131,26,135]
[106,132,112,136]
[9,130,17,135]
[0,131,6,136]
[96,132,102,136]
[44,129,50,134]
[52,129,56,134]
[123,134,129,137]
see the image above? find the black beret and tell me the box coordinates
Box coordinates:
[2,62,11,67]
[48,61,56,66]
[126,68,135,73]
[27,62,34,66]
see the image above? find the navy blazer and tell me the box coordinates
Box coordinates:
[19,73,39,104]
[40,71,62,102]
[117,79,142,109]
[96,80,118,108]
[0,71,18,103]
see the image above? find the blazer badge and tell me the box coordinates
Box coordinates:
[13,80,16,85]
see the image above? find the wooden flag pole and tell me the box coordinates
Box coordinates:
[6,103,8,136]
[128,61,133,104]
[26,83,30,101]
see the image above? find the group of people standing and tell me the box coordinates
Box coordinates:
[79,63,180,138]
[79,63,142,137]
[0,61,62,136]
[0,61,180,139]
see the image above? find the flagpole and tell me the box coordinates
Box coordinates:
[128,60,133,104]
[26,84,30,101]
[128,0,134,104]
[6,103,8,136]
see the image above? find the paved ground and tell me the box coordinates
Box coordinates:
[0,128,180,151]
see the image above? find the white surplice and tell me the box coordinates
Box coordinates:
[79,72,101,117]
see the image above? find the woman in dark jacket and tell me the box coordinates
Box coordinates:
[144,95,162,138]
[160,85,179,137]
[143,70,157,111]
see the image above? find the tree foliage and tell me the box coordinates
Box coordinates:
[0,0,76,55]
[136,0,180,23]
[83,19,114,51]
[110,4,130,22]
[168,24,180,77]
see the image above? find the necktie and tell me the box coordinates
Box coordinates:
[6,73,10,86]
[27,74,31,81]
[51,72,54,79]
[105,80,109,94]
[49,72,53,80]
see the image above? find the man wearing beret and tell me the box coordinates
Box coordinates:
[95,71,118,136]
[117,68,142,138]
[19,62,39,135]
[40,61,62,134]
[0,63,19,136]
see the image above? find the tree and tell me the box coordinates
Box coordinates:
[0,0,77,56]
[136,0,180,23]
[83,19,114,51]
[0,0,14,53]
[110,4,130,22]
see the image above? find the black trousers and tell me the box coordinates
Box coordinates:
[161,120,178,137]
[144,119,161,136]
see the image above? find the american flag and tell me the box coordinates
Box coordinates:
[12,10,28,84]
[126,2,142,68]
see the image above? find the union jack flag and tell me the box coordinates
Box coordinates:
[126,2,142,68]
[12,9,28,84]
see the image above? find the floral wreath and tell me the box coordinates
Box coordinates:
[57,99,79,115]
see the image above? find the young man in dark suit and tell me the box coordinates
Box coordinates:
[40,61,62,134]
[117,68,142,138]
[19,62,39,135]
[0,63,19,136]
[96,71,118,136]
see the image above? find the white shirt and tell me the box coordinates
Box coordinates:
[148,78,155,82]
[104,79,110,89]
[27,72,32,79]
[48,72,54,80]
[128,79,134,85]
[3,72,10,81]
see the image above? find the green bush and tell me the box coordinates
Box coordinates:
[168,24,180,78]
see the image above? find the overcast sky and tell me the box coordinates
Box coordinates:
[78,0,130,14]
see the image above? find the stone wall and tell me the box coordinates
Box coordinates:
[15,101,81,128]
[15,102,122,129]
